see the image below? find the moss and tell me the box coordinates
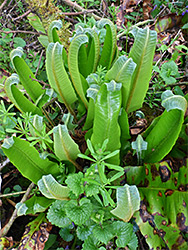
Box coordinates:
[25,0,71,48]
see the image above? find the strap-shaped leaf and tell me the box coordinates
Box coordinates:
[2,137,60,184]
[161,90,187,112]
[68,34,89,109]
[27,13,46,33]
[53,124,81,169]
[111,184,140,222]
[126,27,157,113]
[84,28,100,74]
[46,42,78,117]
[48,20,62,43]
[143,92,187,163]
[125,161,188,249]
[118,108,131,156]
[78,43,87,76]
[10,47,44,102]
[83,84,100,130]
[105,55,136,109]
[4,74,43,115]
[91,81,122,165]
[38,174,70,200]
[71,28,99,77]
[29,115,43,136]
[38,35,49,48]
[97,18,117,69]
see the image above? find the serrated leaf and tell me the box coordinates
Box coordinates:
[76,225,93,240]
[59,227,74,242]
[127,232,138,250]
[38,174,70,200]
[93,223,114,244]
[112,221,133,247]
[47,200,72,228]
[131,134,147,163]
[82,236,98,250]
[65,172,84,197]
[85,182,100,197]
[62,113,77,131]
[86,84,100,101]
[65,198,92,225]
[111,184,140,222]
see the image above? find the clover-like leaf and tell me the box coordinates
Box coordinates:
[47,200,72,228]
[65,198,92,226]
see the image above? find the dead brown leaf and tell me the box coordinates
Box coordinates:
[143,0,152,20]
[130,118,147,135]
[116,0,142,26]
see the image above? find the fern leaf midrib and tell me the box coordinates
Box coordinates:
[126,28,150,112]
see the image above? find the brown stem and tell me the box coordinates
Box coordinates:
[0,30,46,36]
[62,0,101,21]
[12,9,31,21]
[150,82,188,91]
[61,10,95,16]
[0,158,10,172]
[0,0,8,11]
[35,50,44,77]
[0,182,35,237]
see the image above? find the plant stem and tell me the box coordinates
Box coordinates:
[0,0,8,11]
[0,191,26,198]
[0,158,10,172]
[12,9,31,21]
[117,19,153,39]
[0,182,35,237]
[0,30,46,36]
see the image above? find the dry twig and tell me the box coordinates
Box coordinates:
[0,182,35,237]
[62,0,101,20]
[0,0,8,12]
[12,9,31,21]
[0,29,46,36]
